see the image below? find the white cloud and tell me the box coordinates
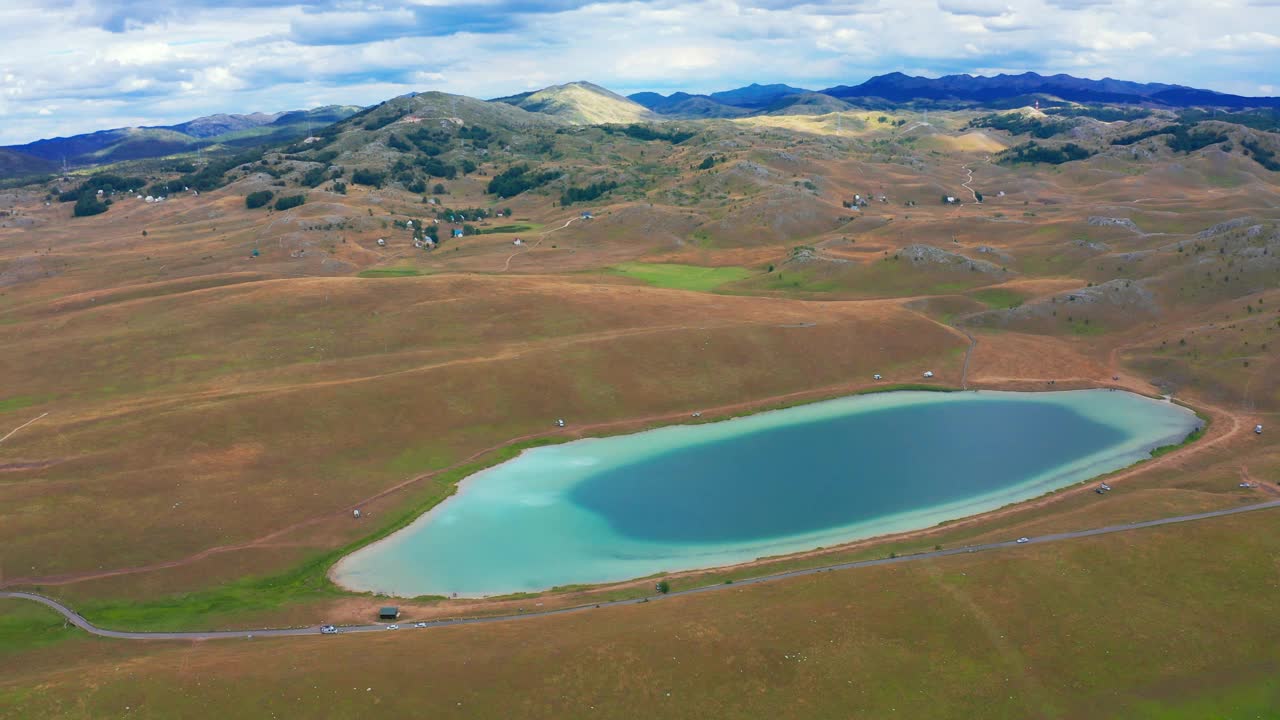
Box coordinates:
[1080,29,1156,51]
[937,0,1009,17]
[1209,32,1280,51]
[1,0,1279,144]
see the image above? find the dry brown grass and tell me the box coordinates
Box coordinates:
[2,115,1279,717]
[3,127,1278,599]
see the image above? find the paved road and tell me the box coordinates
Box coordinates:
[5,499,1278,642]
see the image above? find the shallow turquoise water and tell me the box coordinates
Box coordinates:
[334,390,1200,597]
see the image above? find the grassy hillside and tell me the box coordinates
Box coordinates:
[496,82,656,125]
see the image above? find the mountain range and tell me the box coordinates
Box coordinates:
[6,72,1278,178]
[628,72,1280,118]
[2,105,361,172]
[819,72,1280,109]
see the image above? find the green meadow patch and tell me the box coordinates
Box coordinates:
[0,395,51,414]
[357,268,423,278]
[1068,319,1107,336]
[610,263,753,292]
[761,270,839,294]
[480,224,537,234]
[969,287,1026,309]
[0,600,80,655]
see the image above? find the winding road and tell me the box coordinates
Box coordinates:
[5,499,1277,641]
[961,163,978,202]
[501,215,580,272]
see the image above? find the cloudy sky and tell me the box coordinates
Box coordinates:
[2,0,1278,145]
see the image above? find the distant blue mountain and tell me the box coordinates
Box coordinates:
[4,105,361,168]
[629,83,810,116]
[631,74,1280,116]
[707,83,811,109]
[820,72,1280,109]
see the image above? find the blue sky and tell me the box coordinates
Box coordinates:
[2,0,1278,145]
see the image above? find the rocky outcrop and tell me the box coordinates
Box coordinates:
[1196,217,1256,239]
[1087,216,1141,233]
[901,244,1004,274]
[963,278,1160,331]
[1073,238,1110,252]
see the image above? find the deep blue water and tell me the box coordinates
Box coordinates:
[570,400,1125,543]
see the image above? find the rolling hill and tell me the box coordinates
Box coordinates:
[630,83,811,117]
[628,91,749,118]
[493,81,655,124]
[762,92,857,115]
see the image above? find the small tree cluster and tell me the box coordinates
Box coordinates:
[274,194,306,211]
[245,190,275,209]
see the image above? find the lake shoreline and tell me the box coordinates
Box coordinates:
[332,387,1201,598]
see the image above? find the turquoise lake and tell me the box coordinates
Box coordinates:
[333,390,1200,597]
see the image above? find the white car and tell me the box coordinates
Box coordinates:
[414,622,428,628]
[386,624,399,630]
[1016,537,1030,544]
[320,625,338,635]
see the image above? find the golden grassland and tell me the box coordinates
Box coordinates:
[1,112,1279,715]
